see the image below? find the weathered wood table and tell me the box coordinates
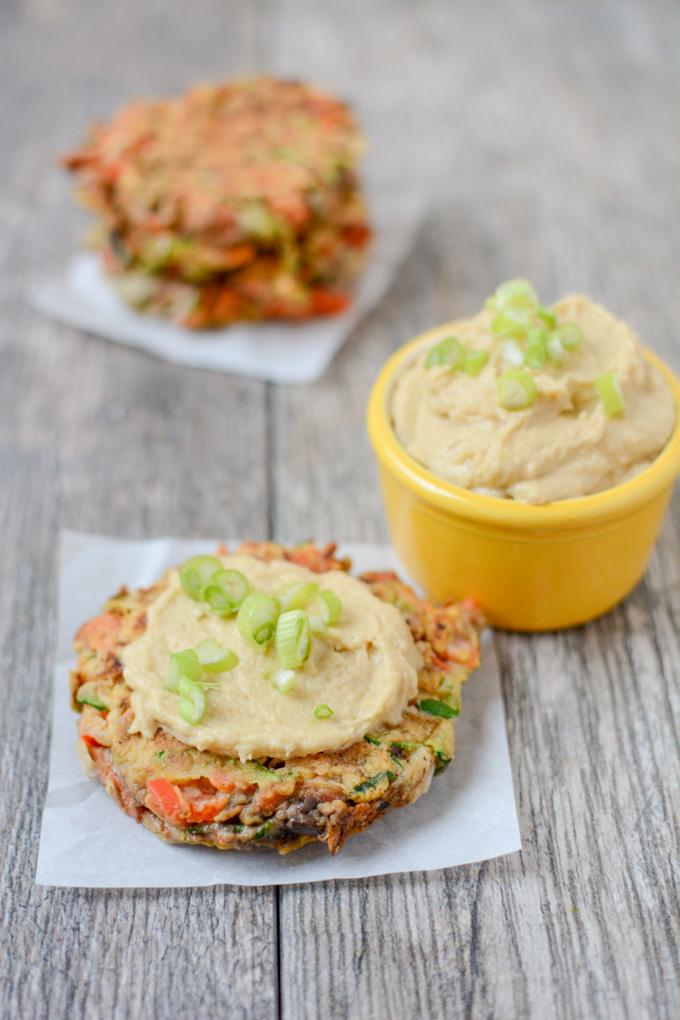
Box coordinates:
[1,1,678,1017]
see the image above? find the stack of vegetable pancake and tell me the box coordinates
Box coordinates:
[71,541,482,855]
[62,77,372,328]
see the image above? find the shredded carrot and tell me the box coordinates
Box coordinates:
[81,733,103,748]
[75,612,122,653]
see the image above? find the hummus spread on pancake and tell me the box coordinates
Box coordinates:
[122,554,421,760]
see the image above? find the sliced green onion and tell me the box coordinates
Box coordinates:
[319,590,342,625]
[203,568,251,616]
[276,580,318,611]
[165,657,182,692]
[497,369,538,411]
[179,555,223,601]
[537,305,557,329]
[491,307,533,338]
[237,592,280,649]
[308,589,343,632]
[273,669,296,693]
[461,349,489,376]
[314,704,333,719]
[275,609,311,669]
[547,333,567,363]
[196,638,239,674]
[166,649,201,692]
[178,676,206,725]
[501,340,525,367]
[75,686,107,711]
[557,321,583,350]
[425,336,464,370]
[525,327,548,369]
[595,371,625,417]
[493,278,539,310]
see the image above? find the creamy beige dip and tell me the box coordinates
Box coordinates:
[391,294,676,504]
[122,555,421,760]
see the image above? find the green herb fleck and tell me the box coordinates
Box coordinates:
[249,761,279,778]
[351,771,398,797]
[418,698,458,719]
[364,735,381,746]
[391,740,419,752]
[154,750,166,760]
[255,820,274,839]
[75,688,108,711]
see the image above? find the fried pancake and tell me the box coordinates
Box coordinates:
[71,542,482,854]
[63,78,372,327]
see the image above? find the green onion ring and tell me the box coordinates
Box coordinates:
[178,676,206,725]
[525,326,548,369]
[318,590,342,625]
[595,371,625,417]
[547,333,567,363]
[204,568,251,616]
[275,609,311,669]
[425,336,465,371]
[497,369,538,411]
[273,669,297,693]
[196,638,239,673]
[491,307,533,338]
[461,350,489,376]
[276,581,319,612]
[557,321,583,350]
[314,704,333,719]
[237,592,280,649]
[537,306,557,329]
[308,589,343,632]
[166,648,201,690]
[165,657,182,692]
[179,555,223,601]
[501,340,525,367]
[493,278,539,311]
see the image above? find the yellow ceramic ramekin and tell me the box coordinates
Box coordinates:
[367,323,680,631]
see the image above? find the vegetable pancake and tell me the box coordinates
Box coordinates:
[62,78,372,328]
[71,542,482,854]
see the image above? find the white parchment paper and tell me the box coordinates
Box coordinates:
[31,192,425,384]
[36,531,521,888]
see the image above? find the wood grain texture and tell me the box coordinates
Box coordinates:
[1,1,679,1018]
[268,2,680,1019]
[0,4,277,1020]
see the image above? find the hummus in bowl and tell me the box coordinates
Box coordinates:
[367,281,680,629]
[391,287,675,505]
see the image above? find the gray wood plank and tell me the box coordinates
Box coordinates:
[0,4,277,1019]
[270,1,680,1018]
[2,0,680,1018]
